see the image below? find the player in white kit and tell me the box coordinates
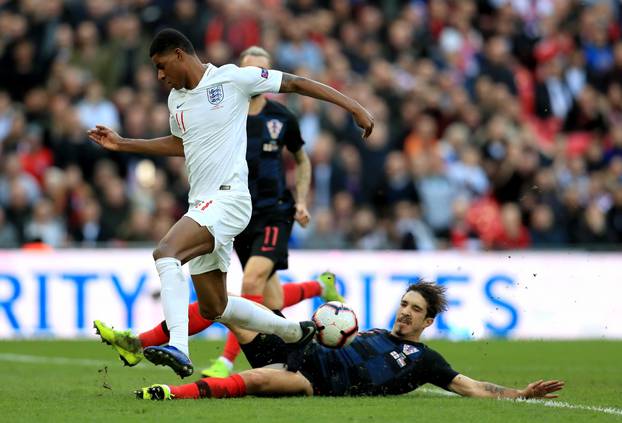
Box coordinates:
[87,29,374,378]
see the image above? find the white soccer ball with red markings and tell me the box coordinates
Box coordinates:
[312,301,358,348]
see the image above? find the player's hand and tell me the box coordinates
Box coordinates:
[519,380,565,399]
[352,106,374,139]
[294,203,311,228]
[87,125,124,151]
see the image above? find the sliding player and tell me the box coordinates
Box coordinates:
[133,282,564,401]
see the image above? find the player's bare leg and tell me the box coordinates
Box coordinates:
[262,273,284,310]
[153,216,216,264]
[243,368,313,396]
[242,256,274,296]
[189,270,228,319]
[136,368,313,400]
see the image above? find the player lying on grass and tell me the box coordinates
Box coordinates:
[94,272,342,367]
[97,280,564,400]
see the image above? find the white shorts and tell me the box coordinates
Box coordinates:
[184,187,251,274]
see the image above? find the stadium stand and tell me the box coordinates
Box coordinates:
[1,0,621,250]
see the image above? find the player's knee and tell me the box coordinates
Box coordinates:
[152,242,179,261]
[243,370,269,390]
[242,273,267,296]
[199,298,227,321]
[199,305,219,321]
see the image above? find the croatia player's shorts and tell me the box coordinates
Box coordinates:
[184,185,252,274]
[233,208,294,273]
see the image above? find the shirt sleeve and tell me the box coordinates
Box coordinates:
[283,111,305,153]
[230,65,283,97]
[169,112,183,138]
[422,349,459,391]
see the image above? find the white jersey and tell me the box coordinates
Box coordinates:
[168,64,283,202]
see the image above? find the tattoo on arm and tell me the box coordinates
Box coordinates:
[280,73,305,93]
[483,383,508,395]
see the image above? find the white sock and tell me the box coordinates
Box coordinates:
[155,257,189,356]
[218,356,234,370]
[216,296,302,342]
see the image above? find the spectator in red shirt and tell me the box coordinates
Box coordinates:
[493,203,531,250]
[205,2,260,57]
[19,127,53,185]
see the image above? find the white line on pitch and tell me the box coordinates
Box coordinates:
[516,398,622,417]
[0,353,108,366]
[0,352,164,370]
[419,387,622,417]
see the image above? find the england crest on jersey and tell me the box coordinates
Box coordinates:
[267,119,283,139]
[207,84,224,105]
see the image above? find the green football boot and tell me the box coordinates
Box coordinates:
[319,272,344,302]
[201,358,232,378]
[135,384,173,400]
[93,320,143,366]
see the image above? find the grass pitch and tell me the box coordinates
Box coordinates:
[0,339,620,422]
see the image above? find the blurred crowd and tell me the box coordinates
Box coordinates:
[1,0,622,251]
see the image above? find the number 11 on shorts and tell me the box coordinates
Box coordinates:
[262,226,279,251]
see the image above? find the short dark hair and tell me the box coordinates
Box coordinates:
[149,28,195,57]
[405,281,448,318]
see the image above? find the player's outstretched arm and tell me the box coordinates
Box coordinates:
[448,374,565,399]
[292,148,311,227]
[279,74,374,138]
[87,125,185,157]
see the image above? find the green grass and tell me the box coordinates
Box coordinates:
[0,340,620,422]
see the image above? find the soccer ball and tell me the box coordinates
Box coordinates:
[312,301,358,348]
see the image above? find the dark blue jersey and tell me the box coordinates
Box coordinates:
[291,329,458,396]
[246,99,304,215]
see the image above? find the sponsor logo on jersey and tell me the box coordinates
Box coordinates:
[263,141,279,152]
[403,345,419,355]
[267,119,283,139]
[261,68,269,79]
[207,84,224,105]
